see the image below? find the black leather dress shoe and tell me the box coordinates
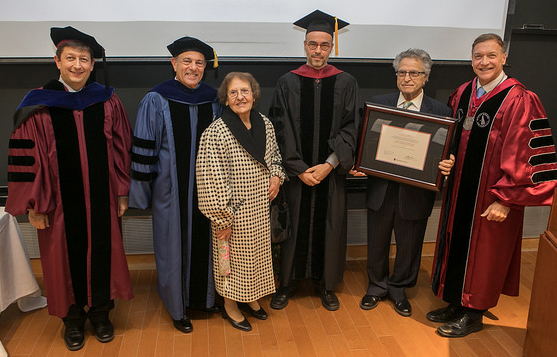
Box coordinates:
[315,287,339,311]
[270,285,296,310]
[360,295,381,310]
[222,308,252,332]
[239,303,268,320]
[437,312,483,338]
[172,317,193,333]
[393,299,412,317]
[426,304,464,323]
[64,326,85,351]
[92,318,114,343]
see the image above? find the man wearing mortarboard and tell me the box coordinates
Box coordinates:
[128,36,221,333]
[268,10,361,311]
[5,26,133,351]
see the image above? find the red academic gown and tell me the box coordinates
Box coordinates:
[431,77,557,310]
[6,81,134,318]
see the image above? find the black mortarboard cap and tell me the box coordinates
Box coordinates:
[167,36,218,68]
[50,26,105,58]
[293,9,349,36]
[51,26,109,89]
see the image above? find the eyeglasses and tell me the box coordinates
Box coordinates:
[396,71,425,78]
[228,88,251,98]
[181,58,206,67]
[305,41,332,51]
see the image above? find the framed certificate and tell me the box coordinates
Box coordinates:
[354,103,456,191]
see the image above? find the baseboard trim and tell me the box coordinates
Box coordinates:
[29,238,540,272]
[345,237,540,261]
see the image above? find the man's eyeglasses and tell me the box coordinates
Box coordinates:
[396,71,425,78]
[305,41,332,51]
[181,58,206,67]
[228,89,252,98]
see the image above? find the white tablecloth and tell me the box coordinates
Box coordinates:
[0,207,43,312]
[1,207,48,357]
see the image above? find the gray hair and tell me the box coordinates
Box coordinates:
[217,72,261,105]
[392,48,433,77]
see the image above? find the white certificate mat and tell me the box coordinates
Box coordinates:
[375,124,431,171]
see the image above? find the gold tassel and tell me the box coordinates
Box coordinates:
[213,49,219,68]
[335,16,339,56]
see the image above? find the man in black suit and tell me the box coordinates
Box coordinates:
[354,49,453,317]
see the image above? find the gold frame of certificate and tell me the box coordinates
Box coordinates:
[354,103,456,192]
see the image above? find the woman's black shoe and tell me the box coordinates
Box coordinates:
[239,303,268,320]
[222,308,252,332]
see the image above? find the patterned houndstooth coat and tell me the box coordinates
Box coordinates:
[197,108,285,302]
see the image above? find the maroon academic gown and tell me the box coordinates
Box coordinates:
[431,77,557,310]
[6,81,134,318]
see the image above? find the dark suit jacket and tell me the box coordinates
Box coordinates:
[366,92,452,220]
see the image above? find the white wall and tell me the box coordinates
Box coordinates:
[0,0,509,60]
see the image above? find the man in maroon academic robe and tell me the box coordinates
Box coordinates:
[429,33,557,337]
[6,27,133,351]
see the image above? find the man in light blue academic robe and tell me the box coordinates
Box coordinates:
[129,36,221,333]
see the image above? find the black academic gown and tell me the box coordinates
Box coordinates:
[269,64,361,291]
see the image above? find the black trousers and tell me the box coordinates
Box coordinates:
[366,183,429,301]
[62,300,114,327]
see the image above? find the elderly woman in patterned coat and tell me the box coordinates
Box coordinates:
[197,72,286,332]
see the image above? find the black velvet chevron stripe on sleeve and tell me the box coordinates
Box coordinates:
[7,172,36,182]
[9,139,35,149]
[529,136,555,149]
[532,170,557,183]
[529,152,557,166]
[132,136,156,149]
[130,169,158,181]
[8,155,35,166]
[8,139,37,182]
[530,118,552,131]
[131,152,158,165]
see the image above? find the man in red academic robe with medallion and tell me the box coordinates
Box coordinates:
[429,33,557,337]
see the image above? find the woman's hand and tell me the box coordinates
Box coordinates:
[216,226,232,241]
[269,176,280,201]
